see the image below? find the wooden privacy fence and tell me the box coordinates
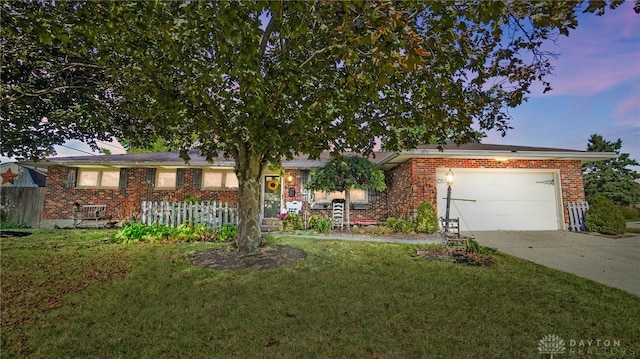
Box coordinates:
[567,201,589,232]
[0,187,45,228]
[140,201,237,227]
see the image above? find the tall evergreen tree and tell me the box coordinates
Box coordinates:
[582,134,640,206]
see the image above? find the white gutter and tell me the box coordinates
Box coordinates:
[377,149,618,167]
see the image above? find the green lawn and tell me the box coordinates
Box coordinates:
[2,230,639,358]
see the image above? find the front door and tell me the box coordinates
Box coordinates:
[263,175,282,218]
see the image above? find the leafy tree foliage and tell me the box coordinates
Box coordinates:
[1,1,125,160]
[3,1,635,250]
[582,134,640,206]
[306,156,387,227]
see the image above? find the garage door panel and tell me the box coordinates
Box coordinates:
[436,169,560,231]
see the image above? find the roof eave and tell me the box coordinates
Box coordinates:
[378,149,617,170]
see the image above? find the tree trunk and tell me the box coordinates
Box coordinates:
[235,149,263,252]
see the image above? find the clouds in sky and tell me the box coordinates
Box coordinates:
[489,1,639,165]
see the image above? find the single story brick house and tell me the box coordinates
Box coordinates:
[24,143,615,231]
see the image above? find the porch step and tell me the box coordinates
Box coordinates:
[260,225,281,232]
[261,218,282,232]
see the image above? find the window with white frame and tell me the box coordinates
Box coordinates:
[202,170,239,188]
[77,169,120,188]
[313,188,367,202]
[156,170,176,188]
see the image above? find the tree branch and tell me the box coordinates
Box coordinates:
[10,85,94,98]
[258,2,280,60]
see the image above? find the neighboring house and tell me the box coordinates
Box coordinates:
[22,143,615,231]
[0,163,46,188]
[1,163,47,227]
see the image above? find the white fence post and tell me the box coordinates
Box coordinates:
[137,200,237,227]
[567,201,589,232]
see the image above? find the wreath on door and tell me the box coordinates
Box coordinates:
[266,179,280,191]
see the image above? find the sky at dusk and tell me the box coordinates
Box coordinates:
[5,3,639,165]
[484,1,639,164]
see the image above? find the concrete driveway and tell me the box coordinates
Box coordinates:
[468,231,640,297]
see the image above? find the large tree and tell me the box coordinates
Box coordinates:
[582,134,640,206]
[3,1,635,251]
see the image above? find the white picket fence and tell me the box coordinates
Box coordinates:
[140,201,237,227]
[567,201,589,232]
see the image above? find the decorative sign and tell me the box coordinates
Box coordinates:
[1,167,21,186]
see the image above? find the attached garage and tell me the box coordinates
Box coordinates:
[436,168,563,231]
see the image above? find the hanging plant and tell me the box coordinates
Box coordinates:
[267,179,280,191]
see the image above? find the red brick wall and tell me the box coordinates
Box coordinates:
[43,166,238,221]
[44,159,585,226]
[286,168,390,223]
[384,158,585,224]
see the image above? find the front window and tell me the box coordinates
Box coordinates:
[202,170,239,188]
[156,170,176,188]
[313,188,367,202]
[77,169,120,188]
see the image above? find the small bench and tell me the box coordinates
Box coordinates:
[73,204,108,228]
[352,219,378,226]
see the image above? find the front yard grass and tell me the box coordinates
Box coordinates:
[2,230,639,358]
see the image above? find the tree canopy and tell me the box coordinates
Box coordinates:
[1,1,127,160]
[2,0,635,250]
[582,134,640,206]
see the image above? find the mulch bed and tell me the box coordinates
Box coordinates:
[414,247,495,266]
[188,244,307,270]
[0,231,32,238]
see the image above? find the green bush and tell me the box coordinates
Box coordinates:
[307,215,322,229]
[112,221,233,243]
[384,217,415,233]
[216,224,237,242]
[282,213,303,231]
[415,200,439,234]
[0,221,30,229]
[585,196,626,235]
[617,205,640,221]
[307,214,331,233]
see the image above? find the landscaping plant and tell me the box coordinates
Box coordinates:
[585,195,627,235]
[384,217,415,233]
[112,222,237,243]
[282,213,303,232]
[307,214,332,233]
[415,200,439,234]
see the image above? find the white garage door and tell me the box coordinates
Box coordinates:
[436,169,561,231]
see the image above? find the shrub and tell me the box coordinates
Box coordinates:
[0,221,30,229]
[217,224,238,242]
[617,205,640,221]
[415,200,439,234]
[314,218,332,233]
[307,214,322,229]
[384,217,415,233]
[112,222,150,243]
[112,221,230,243]
[585,196,626,235]
[307,214,331,233]
[282,213,303,231]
